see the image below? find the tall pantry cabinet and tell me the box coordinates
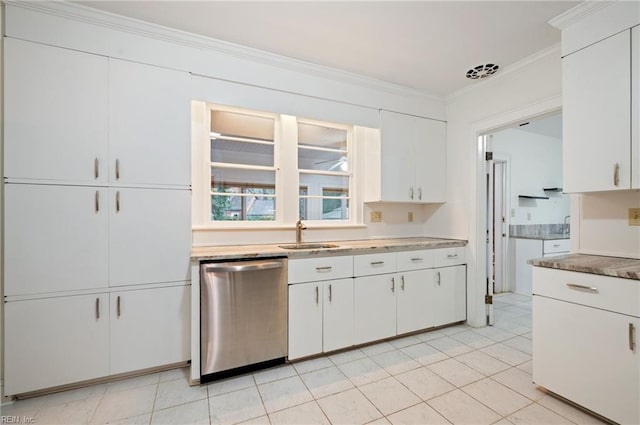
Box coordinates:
[3,38,192,395]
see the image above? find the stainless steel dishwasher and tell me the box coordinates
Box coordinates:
[200,257,287,382]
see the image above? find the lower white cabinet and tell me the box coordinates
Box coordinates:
[354,274,397,344]
[432,265,467,327]
[5,294,110,395]
[4,284,190,395]
[110,285,190,374]
[288,278,354,359]
[396,269,434,334]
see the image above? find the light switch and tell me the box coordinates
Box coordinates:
[408,211,414,222]
[370,211,382,222]
[629,208,640,226]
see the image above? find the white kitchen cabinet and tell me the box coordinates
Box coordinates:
[396,269,434,334]
[354,274,397,344]
[563,29,632,192]
[322,279,355,352]
[110,285,190,374]
[109,59,191,187]
[533,267,640,424]
[4,184,109,296]
[4,294,110,395]
[513,238,569,295]
[365,110,446,203]
[109,188,191,287]
[288,281,323,359]
[432,265,467,327]
[4,38,109,183]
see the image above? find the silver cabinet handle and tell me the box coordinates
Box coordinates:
[316,266,332,272]
[447,254,458,259]
[418,187,422,200]
[117,296,121,318]
[328,284,332,302]
[411,257,423,262]
[94,157,99,179]
[436,271,441,286]
[409,187,414,200]
[95,298,100,320]
[614,163,619,187]
[629,323,636,351]
[391,277,395,293]
[95,191,100,213]
[315,286,319,304]
[116,191,120,212]
[370,261,384,266]
[401,275,405,291]
[115,158,120,180]
[566,283,598,293]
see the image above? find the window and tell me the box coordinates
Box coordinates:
[202,103,359,227]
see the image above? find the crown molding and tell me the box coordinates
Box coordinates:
[446,43,561,104]
[548,0,615,30]
[6,0,442,102]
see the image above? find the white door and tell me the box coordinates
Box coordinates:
[4,184,109,296]
[533,296,639,425]
[354,274,397,344]
[492,161,507,293]
[4,38,108,183]
[109,59,191,186]
[323,279,354,352]
[4,294,109,395]
[380,110,415,202]
[414,118,446,202]
[397,269,434,334]
[432,265,467,327]
[109,188,191,286]
[110,285,190,374]
[288,282,323,359]
[485,140,495,326]
[563,30,631,192]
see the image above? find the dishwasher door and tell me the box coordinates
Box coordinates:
[200,258,287,380]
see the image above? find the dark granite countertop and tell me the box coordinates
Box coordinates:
[530,254,640,280]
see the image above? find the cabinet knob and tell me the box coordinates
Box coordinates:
[391,277,395,293]
[409,187,414,200]
[629,323,636,351]
[94,157,99,179]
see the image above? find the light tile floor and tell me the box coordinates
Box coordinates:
[2,292,608,425]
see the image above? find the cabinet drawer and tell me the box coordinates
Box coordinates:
[433,247,466,267]
[543,239,569,254]
[354,252,397,276]
[533,267,640,317]
[397,250,434,271]
[289,256,353,284]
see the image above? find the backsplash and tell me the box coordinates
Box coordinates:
[509,224,569,238]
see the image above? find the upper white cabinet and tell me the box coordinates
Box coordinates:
[365,110,446,203]
[109,59,191,187]
[4,38,109,183]
[563,30,632,192]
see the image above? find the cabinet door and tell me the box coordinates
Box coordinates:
[288,282,323,359]
[432,265,466,327]
[514,239,543,295]
[109,59,191,186]
[4,39,108,183]
[4,184,109,296]
[109,188,191,286]
[414,118,446,202]
[110,285,190,374]
[380,110,416,202]
[4,294,109,395]
[533,296,639,425]
[354,274,397,344]
[633,26,640,189]
[563,30,631,192]
[397,269,434,334]
[323,279,354,352]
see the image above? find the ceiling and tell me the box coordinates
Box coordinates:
[77,1,579,97]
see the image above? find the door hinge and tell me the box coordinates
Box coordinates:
[485,294,493,304]
[485,152,493,161]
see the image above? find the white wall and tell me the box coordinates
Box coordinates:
[491,129,570,225]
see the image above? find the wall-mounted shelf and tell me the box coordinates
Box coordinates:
[518,195,549,200]
[543,187,563,192]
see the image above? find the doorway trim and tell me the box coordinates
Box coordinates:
[470,95,561,327]
[491,152,511,294]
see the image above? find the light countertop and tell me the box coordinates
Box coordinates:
[530,254,640,280]
[192,237,468,261]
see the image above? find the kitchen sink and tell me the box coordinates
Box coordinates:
[279,243,339,250]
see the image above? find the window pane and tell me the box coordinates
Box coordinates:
[298,122,347,150]
[299,187,308,220]
[299,174,348,192]
[211,110,274,141]
[298,123,348,172]
[211,138,274,167]
[212,168,276,189]
[211,193,275,221]
[322,197,349,220]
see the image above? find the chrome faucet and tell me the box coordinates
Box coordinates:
[296,219,307,245]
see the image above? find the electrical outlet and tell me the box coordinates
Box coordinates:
[629,208,640,226]
[370,211,382,222]
[408,211,414,222]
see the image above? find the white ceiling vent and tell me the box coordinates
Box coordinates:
[465,63,500,80]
